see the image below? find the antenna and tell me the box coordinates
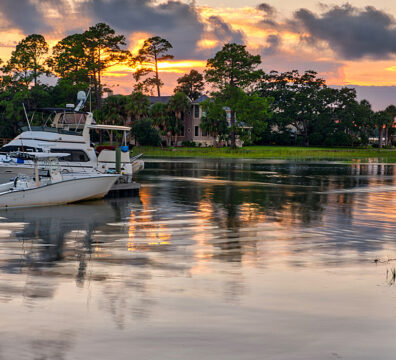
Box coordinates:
[22,103,32,132]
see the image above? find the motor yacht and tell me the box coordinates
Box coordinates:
[0,92,144,183]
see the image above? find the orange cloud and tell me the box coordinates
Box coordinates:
[1,2,396,94]
[128,32,152,55]
[197,39,218,50]
[157,60,206,73]
[341,60,396,86]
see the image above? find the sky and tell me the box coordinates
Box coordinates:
[1,0,396,109]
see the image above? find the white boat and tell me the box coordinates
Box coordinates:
[0,93,144,183]
[0,153,119,208]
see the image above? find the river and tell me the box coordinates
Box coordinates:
[0,158,395,359]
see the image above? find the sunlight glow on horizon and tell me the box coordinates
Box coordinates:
[0,2,395,100]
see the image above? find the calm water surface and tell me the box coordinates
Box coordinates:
[1,159,396,360]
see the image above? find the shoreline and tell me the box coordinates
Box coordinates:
[135,146,396,162]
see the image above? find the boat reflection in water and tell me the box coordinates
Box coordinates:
[0,159,395,360]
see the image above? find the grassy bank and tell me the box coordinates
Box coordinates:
[135,145,396,162]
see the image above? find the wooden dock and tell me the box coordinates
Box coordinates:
[106,182,141,197]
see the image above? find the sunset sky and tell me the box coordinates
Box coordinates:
[1,0,396,109]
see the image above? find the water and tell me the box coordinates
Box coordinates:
[0,158,395,360]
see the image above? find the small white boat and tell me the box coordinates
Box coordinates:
[0,153,119,208]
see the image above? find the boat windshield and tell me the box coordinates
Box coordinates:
[52,112,87,131]
[20,126,81,135]
[21,110,88,134]
[39,158,62,174]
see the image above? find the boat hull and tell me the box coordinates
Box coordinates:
[0,175,119,208]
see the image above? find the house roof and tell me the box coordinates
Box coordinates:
[148,94,210,106]
[147,96,172,105]
[193,95,210,104]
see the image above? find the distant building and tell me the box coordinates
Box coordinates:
[146,95,249,147]
[148,95,214,146]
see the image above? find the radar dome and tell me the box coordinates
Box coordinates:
[77,91,87,101]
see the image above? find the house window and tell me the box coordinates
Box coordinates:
[180,126,185,137]
[195,126,199,137]
[202,130,207,137]
[194,105,200,118]
[181,112,184,121]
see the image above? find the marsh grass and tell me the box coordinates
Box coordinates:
[135,146,396,162]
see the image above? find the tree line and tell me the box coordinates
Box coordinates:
[0,22,394,148]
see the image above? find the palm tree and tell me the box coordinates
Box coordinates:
[99,95,128,144]
[384,105,396,146]
[126,91,149,125]
[373,111,392,148]
[167,92,190,146]
[200,99,229,147]
[150,102,170,146]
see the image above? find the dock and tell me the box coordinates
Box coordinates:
[107,182,141,197]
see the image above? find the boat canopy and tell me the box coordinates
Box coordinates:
[34,108,88,114]
[88,124,131,131]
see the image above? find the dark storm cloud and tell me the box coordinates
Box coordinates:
[207,16,245,46]
[0,0,247,59]
[257,3,276,17]
[293,4,396,59]
[83,0,201,34]
[256,3,279,30]
[0,0,51,33]
[77,0,246,59]
[80,0,205,58]
[39,0,72,14]
[261,34,280,56]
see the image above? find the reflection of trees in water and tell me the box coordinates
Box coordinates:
[141,160,396,267]
[0,330,75,360]
[149,159,395,227]
[30,330,75,360]
[0,196,192,328]
[0,160,394,334]
[98,271,157,329]
[146,161,328,226]
[149,173,326,267]
[0,203,113,265]
[0,200,158,306]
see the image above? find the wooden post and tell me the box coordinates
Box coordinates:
[115,147,121,174]
[34,160,39,187]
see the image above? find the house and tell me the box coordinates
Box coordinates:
[146,94,249,147]
[148,95,214,146]
[191,95,248,147]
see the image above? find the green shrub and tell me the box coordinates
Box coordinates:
[360,133,369,146]
[323,136,335,147]
[181,140,196,147]
[309,132,324,146]
[132,118,161,146]
[324,132,353,147]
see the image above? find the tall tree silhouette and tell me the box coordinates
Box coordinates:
[133,36,174,97]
